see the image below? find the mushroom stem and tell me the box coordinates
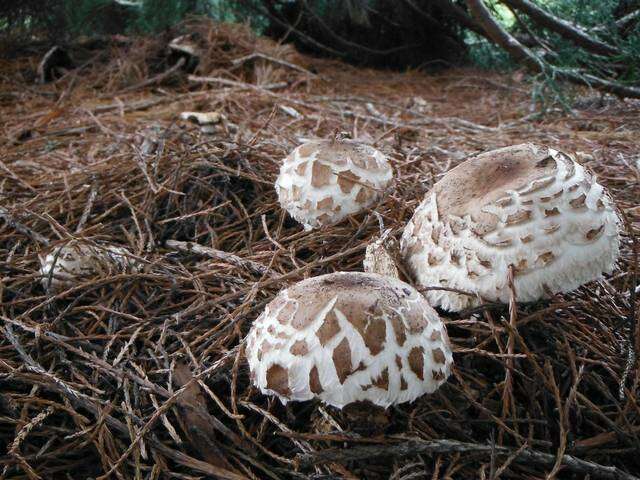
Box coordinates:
[363,229,401,279]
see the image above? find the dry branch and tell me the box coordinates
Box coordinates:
[172,362,239,470]
[465,0,640,98]
[231,52,316,76]
[0,207,50,246]
[501,0,620,56]
[165,240,277,277]
[431,0,487,35]
[0,355,247,480]
[295,439,640,480]
[114,57,185,95]
[465,0,543,70]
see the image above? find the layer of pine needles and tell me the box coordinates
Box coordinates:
[1,18,639,480]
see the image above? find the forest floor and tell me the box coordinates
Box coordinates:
[1,19,640,480]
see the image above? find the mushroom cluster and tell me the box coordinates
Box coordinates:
[275,138,393,230]
[40,240,138,292]
[245,272,453,409]
[400,143,621,311]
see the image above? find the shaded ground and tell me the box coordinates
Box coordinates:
[1,19,639,480]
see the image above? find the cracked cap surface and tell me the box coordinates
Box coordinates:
[275,139,393,230]
[401,143,621,311]
[245,272,453,409]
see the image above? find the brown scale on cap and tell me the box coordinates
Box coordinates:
[373,368,389,390]
[266,364,290,396]
[355,187,374,204]
[245,272,453,409]
[317,310,341,346]
[432,348,446,364]
[587,225,605,240]
[400,377,408,390]
[309,366,323,394]
[337,171,361,193]
[333,337,353,384]
[336,301,388,355]
[315,141,376,168]
[271,296,296,325]
[290,340,309,356]
[408,347,425,381]
[317,197,333,210]
[395,356,403,369]
[390,315,407,346]
[311,162,333,188]
[295,161,307,176]
[570,194,587,209]
[297,143,317,157]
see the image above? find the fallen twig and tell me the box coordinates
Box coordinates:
[231,52,316,76]
[165,240,277,277]
[295,438,640,480]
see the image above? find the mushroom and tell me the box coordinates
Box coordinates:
[39,240,138,292]
[180,111,224,134]
[400,143,621,312]
[167,34,200,73]
[363,228,400,279]
[275,137,393,230]
[245,272,453,409]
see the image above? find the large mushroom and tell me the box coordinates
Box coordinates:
[400,143,621,312]
[39,240,138,292]
[275,136,393,230]
[245,272,453,409]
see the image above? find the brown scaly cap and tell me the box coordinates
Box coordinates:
[245,272,453,409]
[275,138,393,230]
[433,143,559,233]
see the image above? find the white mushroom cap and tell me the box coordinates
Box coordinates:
[39,241,138,291]
[180,111,222,125]
[180,111,223,133]
[245,272,453,409]
[167,35,200,72]
[275,139,393,230]
[400,143,621,312]
[168,35,198,56]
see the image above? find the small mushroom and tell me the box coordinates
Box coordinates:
[179,111,223,134]
[400,143,621,312]
[363,228,400,279]
[245,272,453,409]
[275,137,393,230]
[135,125,164,155]
[39,240,138,292]
[167,35,200,73]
